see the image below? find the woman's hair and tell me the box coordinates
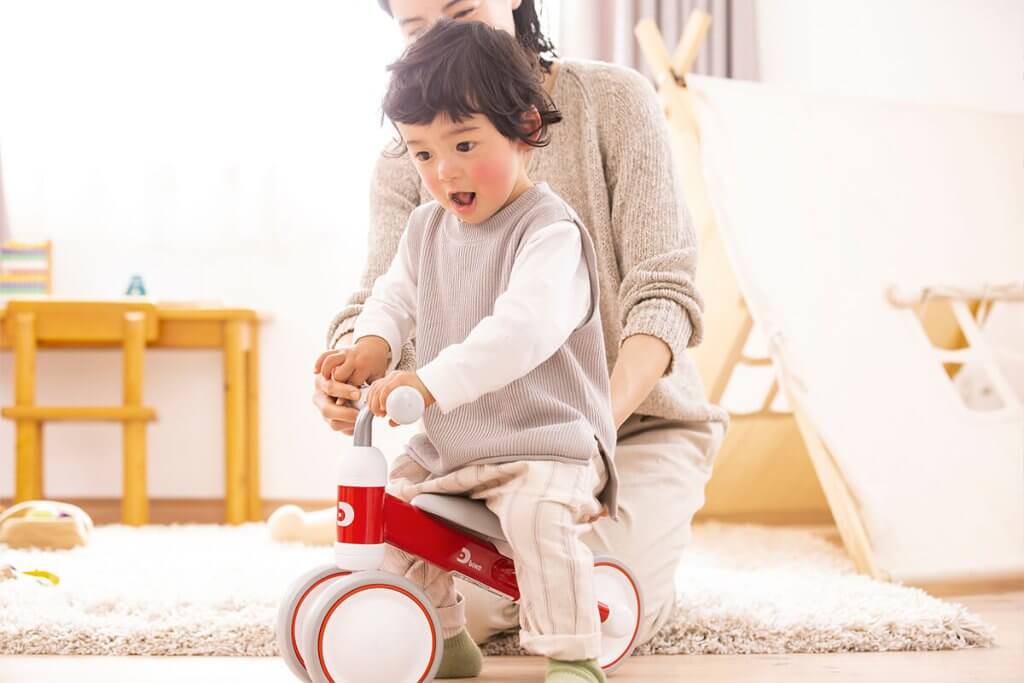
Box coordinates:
[376,0,558,72]
[381,18,562,152]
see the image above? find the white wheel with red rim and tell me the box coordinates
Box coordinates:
[277,564,354,681]
[300,571,443,683]
[593,555,643,674]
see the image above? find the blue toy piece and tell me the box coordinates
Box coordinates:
[125,274,147,296]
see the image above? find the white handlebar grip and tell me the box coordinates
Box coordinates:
[386,386,425,425]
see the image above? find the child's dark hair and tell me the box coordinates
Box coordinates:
[376,0,558,73]
[381,19,562,152]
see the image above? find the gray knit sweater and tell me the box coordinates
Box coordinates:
[329,59,727,425]
[403,183,619,514]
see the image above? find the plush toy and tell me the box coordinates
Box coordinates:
[267,504,334,545]
[0,500,93,550]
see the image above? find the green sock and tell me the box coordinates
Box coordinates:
[436,629,483,679]
[545,657,605,683]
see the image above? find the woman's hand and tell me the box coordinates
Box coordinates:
[312,334,391,435]
[366,370,435,427]
[609,333,672,428]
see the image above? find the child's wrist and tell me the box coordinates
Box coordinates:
[413,373,436,408]
[356,335,392,365]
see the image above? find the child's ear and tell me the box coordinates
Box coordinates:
[519,106,543,145]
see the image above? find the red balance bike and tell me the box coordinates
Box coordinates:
[277,387,643,683]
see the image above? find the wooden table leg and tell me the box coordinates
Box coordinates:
[14,422,42,502]
[245,319,262,521]
[224,320,248,524]
[13,312,42,502]
[122,312,149,526]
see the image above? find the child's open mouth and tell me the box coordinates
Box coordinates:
[449,191,477,214]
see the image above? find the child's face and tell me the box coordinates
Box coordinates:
[398,114,532,224]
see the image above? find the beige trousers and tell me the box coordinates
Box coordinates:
[458,417,723,649]
[381,452,610,661]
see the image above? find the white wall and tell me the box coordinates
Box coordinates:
[753,0,1024,405]
[754,0,1024,113]
[0,1,415,502]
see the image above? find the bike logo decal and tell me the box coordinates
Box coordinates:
[337,501,355,528]
[455,547,482,571]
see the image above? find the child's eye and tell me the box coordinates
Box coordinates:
[456,142,475,153]
[452,8,475,19]
[414,151,432,162]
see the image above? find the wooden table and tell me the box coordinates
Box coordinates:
[0,301,263,524]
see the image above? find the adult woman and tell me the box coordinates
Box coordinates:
[313,0,727,650]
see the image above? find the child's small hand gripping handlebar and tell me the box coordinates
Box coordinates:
[350,384,425,445]
[383,386,426,426]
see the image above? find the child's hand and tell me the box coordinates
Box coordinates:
[313,336,391,435]
[366,371,435,426]
[315,336,391,387]
[584,505,610,524]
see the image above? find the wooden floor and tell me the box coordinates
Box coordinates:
[1,592,1020,683]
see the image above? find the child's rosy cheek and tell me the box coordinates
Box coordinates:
[470,160,505,189]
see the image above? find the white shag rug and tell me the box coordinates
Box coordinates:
[0,522,993,656]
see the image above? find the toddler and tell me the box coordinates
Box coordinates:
[325,19,617,683]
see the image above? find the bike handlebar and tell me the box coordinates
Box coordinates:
[386,386,425,425]
[352,385,425,447]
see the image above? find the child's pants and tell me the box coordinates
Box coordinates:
[380,451,609,661]
[458,417,725,649]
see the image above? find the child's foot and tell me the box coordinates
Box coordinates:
[436,628,483,679]
[545,657,605,683]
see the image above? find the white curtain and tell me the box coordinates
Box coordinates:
[554,0,758,80]
[0,0,403,300]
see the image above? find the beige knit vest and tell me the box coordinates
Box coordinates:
[403,183,619,515]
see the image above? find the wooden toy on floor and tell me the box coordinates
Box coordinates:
[267,504,336,545]
[0,500,93,550]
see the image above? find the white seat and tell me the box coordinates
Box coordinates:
[411,494,506,543]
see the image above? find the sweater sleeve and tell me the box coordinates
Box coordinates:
[598,65,704,376]
[326,150,422,367]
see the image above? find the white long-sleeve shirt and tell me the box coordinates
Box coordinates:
[353,219,590,414]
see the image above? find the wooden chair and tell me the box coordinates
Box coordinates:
[1,300,158,525]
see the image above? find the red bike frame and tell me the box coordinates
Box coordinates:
[380,493,611,623]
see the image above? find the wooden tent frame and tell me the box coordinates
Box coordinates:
[634,11,1023,590]
[634,11,834,528]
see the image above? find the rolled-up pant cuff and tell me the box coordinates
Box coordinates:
[518,629,602,661]
[438,592,467,639]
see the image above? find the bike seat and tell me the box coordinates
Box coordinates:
[411,494,507,544]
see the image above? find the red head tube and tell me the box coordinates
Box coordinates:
[334,386,425,570]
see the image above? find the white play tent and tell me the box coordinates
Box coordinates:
[636,13,1024,588]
